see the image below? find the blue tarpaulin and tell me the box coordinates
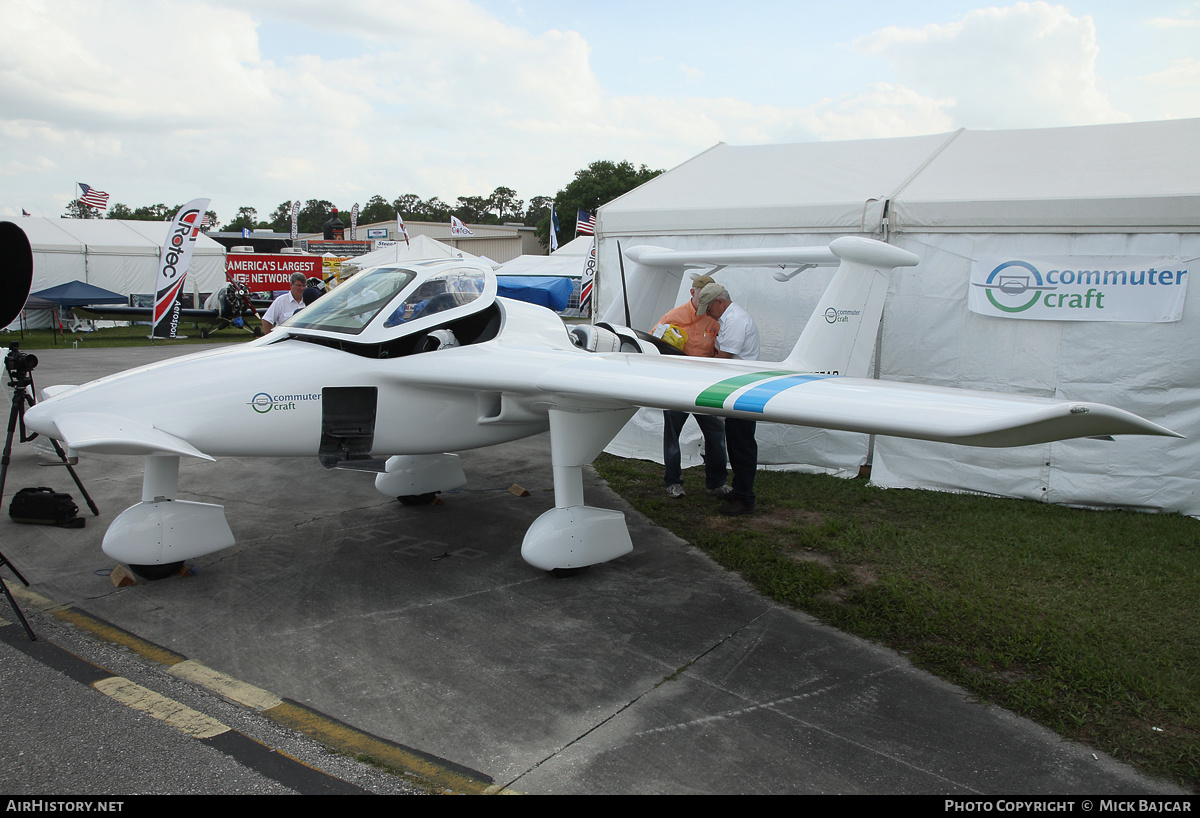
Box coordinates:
[496,276,573,312]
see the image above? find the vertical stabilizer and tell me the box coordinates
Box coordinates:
[783,237,919,377]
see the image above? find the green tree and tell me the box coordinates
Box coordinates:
[267,201,294,232]
[537,160,662,249]
[392,194,423,220]
[488,186,523,222]
[63,199,103,219]
[297,199,336,234]
[454,195,496,225]
[357,195,393,225]
[224,206,259,232]
[524,195,552,227]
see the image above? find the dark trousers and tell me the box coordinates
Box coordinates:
[725,417,758,507]
[663,411,727,489]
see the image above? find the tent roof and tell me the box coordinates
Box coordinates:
[498,253,588,278]
[11,217,227,254]
[599,119,1200,235]
[344,234,481,270]
[32,280,126,306]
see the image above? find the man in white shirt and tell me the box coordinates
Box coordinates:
[697,283,761,515]
[261,272,308,333]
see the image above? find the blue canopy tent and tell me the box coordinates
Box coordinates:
[32,281,127,307]
[29,281,126,343]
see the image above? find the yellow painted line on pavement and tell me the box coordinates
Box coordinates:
[169,660,283,710]
[265,700,513,795]
[93,676,230,739]
[8,584,506,794]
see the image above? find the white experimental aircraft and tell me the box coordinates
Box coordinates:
[18,232,1179,579]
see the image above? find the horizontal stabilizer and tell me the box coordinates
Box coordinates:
[622,244,839,270]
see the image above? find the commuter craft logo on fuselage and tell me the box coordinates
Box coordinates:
[969,256,1189,323]
[249,392,320,413]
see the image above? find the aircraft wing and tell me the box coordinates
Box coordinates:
[73,305,225,321]
[531,355,1180,447]
[45,412,215,459]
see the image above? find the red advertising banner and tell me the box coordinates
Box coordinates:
[226,254,321,292]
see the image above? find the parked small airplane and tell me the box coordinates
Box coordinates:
[10,223,1178,578]
[73,281,263,338]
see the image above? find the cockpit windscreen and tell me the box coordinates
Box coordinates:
[284,266,417,335]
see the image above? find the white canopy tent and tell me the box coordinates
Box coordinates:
[11,217,228,296]
[596,119,1200,515]
[342,234,490,273]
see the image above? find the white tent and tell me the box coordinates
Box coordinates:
[343,234,488,272]
[10,217,228,297]
[496,235,592,278]
[596,119,1200,515]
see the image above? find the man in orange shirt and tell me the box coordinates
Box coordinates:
[653,274,730,499]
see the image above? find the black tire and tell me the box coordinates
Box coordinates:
[129,562,184,581]
[397,493,437,506]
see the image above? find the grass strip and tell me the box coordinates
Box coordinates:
[593,453,1200,791]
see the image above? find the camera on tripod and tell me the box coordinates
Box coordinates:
[4,343,37,388]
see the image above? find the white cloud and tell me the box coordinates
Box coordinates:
[857,2,1128,129]
[2,0,1190,221]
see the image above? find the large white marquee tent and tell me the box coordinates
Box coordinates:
[11,217,228,297]
[595,119,1200,515]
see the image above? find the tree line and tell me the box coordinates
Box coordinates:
[60,160,662,250]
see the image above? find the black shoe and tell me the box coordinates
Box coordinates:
[718,498,754,516]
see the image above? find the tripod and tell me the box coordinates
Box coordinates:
[0,344,99,642]
[0,548,35,641]
[0,343,98,516]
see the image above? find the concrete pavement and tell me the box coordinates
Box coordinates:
[0,344,1187,795]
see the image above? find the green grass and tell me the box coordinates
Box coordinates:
[593,453,1200,791]
[3,322,262,350]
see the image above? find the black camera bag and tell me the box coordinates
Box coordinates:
[9,487,84,528]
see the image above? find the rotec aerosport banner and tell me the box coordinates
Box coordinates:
[969,255,1190,322]
[227,254,321,292]
[152,198,210,338]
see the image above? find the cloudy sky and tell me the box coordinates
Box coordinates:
[2,0,1198,224]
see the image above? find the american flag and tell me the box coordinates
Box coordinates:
[21,209,30,216]
[576,209,596,236]
[77,183,109,210]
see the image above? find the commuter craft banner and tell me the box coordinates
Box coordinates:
[969,256,1190,322]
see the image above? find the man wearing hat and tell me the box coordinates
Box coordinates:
[696,283,761,516]
[653,275,730,499]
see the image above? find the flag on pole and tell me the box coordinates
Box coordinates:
[241,227,250,238]
[450,216,474,236]
[77,183,109,210]
[549,205,560,252]
[290,199,301,241]
[579,238,596,317]
[200,214,211,228]
[575,209,596,237]
[350,203,359,240]
[396,212,410,246]
[21,209,30,217]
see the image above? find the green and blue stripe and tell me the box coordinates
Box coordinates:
[695,371,833,413]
